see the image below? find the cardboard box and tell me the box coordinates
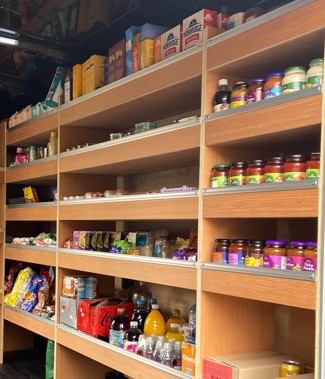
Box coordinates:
[77,298,134,339]
[60,296,82,329]
[162,24,182,60]
[108,40,125,83]
[140,39,154,70]
[182,341,196,375]
[72,64,82,99]
[132,32,141,73]
[153,35,162,64]
[85,55,106,94]
[140,23,168,41]
[125,26,140,76]
[182,9,217,51]
[203,351,297,379]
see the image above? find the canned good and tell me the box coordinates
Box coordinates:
[284,154,307,181]
[211,164,230,188]
[280,360,302,376]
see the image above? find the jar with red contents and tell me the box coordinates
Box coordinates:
[211,164,230,188]
[229,162,247,186]
[246,160,265,185]
[265,157,285,183]
[286,241,306,271]
[284,154,307,181]
[228,239,247,265]
[306,152,320,180]
[212,239,230,264]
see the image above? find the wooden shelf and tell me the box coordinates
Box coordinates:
[4,306,55,340]
[58,250,197,290]
[201,266,316,310]
[5,245,56,266]
[6,158,57,184]
[206,0,325,77]
[59,124,200,175]
[0,232,3,245]
[0,170,4,184]
[203,187,318,218]
[205,90,322,148]
[59,194,198,220]
[57,326,187,379]
[60,49,202,129]
[6,203,57,221]
[7,111,58,146]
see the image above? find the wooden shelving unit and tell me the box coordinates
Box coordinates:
[2,0,325,377]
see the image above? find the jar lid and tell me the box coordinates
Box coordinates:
[248,240,265,245]
[285,154,306,160]
[215,238,230,243]
[130,321,138,327]
[219,78,228,86]
[265,240,287,246]
[266,72,284,78]
[306,242,317,247]
[16,147,24,153]
[212,164,230,170]
[249,78,265,83]
[309,152,320,157]
[230,239,247,243]
[248,159,265,165]
[230,161,248,168]
[289,241,306,247]
[309,58,323,65]
[284,65,306,73]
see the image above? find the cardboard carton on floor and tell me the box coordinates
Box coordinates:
[203,351,298,379]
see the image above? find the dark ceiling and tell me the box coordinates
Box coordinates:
[0,0,291,120]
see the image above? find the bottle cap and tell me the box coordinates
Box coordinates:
[16,147,23,153]
[130,321,138,327]
[137,299,144,305]
[170,323,179,329]
[152,304,159,310]
[51,131,57,137]
[219,78,228,86]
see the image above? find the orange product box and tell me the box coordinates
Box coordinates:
[81,59,88,95]
[162,24,182,60]
[72,64,82,99]
[153,35,162,64]
[85,54,106,93]
[132,32,141,73]
[182,341,196,375]
[140,39,154,70]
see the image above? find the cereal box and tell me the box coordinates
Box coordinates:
[162,24,182,60]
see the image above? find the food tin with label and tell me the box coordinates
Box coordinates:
[228,239,247,265]
[231,82,248,108]
[263,240,287,269]
[212,239,230,264]
[265,157,285,183]
[282,66,306,94]
[303,241,317,272]
[263,72,284,98]
[286,241,306,271]
[211,164,230,188]
[284,154,307,181]
[247,78,265,103]
[245,240,265,267]
[306,58,323,87]
[280,360,302,376]
[246,160,265,184]
[229,161,247,186]
[306,152,320,180]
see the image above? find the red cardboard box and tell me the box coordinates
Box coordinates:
[77,298,134,338]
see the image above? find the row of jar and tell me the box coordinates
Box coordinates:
[213,58,323,111]
[210,153,320,187]
[212,239,317,272]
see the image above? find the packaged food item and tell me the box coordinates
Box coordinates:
[62,275,86,299]
[20,275,47,312]
[162,25,182,60]
[217,13,229,31]
[228,239,247,265]
[227,12,244,30]
[132,32,141,73]
[43,65,66,109]
[72,64,82,99]
[229,161,247,186]
[265,157,285,183]
[4,267,35,308]
[306,152,320,180]
[166,309,186,331]
[263,240,287,269]
[263,72,284,98]
[144,304,166,336]
[280,360,303,376]
[125,26,140,76]
[282,66,306,94]
[213,78,231,112]
[134,122,157,133]
[4,261,24,294]
[109,308,131,347]
[286,241,306,271]
[212,238,230,264]
[231,82,248,108]
[153,35,162,64]
[306,58,323,87]
[245,240,265,267]
[247,78,265,103]
[284,154,307,181]
[303,241,317,272]
[22,186,39,203]
[246,160,265,184]
[211,164,230,187]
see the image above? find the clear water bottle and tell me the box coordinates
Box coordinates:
[161,342,173,367]
[153,336,165,363]
[172,341,182,370]
[189,303,196,341]
[132,281,152,306]
[143,336,155,360]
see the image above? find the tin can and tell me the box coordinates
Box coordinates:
[280,360,302,376]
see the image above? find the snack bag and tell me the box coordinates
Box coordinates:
[20,275,47,312]
[4,267,35,308]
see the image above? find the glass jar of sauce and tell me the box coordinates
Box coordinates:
[284,154,307,181]
[282,66,306,94]
[263,240,287,269]
[303,241,317,272]
[228,239,247,265]
[306,58,323,87]
[246,160,265,185]
[263,72,284,98]
[265,157,285,183]
[306,152,320,180]
[245,240,265,267]
[286,241,306,271]
[229,161,247,186]
[211,164,230,188]
[247,78,265,103]
[212,239,230,264]
[231,82,248,108]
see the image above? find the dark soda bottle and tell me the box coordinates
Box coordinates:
[123,321,142,353]
[131,299,149,332]
[109,307,130,348]
[213,78,231,112]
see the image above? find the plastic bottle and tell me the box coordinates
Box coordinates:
[15,147,26,165]
[165,323,184,342]
[131,299,149,332]
[166,309,186,331]
[161,341,173,367]
[153,336,165,362]
[143,335,155,360]
[123,321,141,353]
[188,303,196,341]
[132,281,152,306]
[146,298,157,312]
[48,131,58,156]
[143,304,166,336]
[213,78,231,112]
[29,146,37,161]
[172,341,182,370]
[109,308,131,347]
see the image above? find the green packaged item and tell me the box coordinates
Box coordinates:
[135,122,157,133]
